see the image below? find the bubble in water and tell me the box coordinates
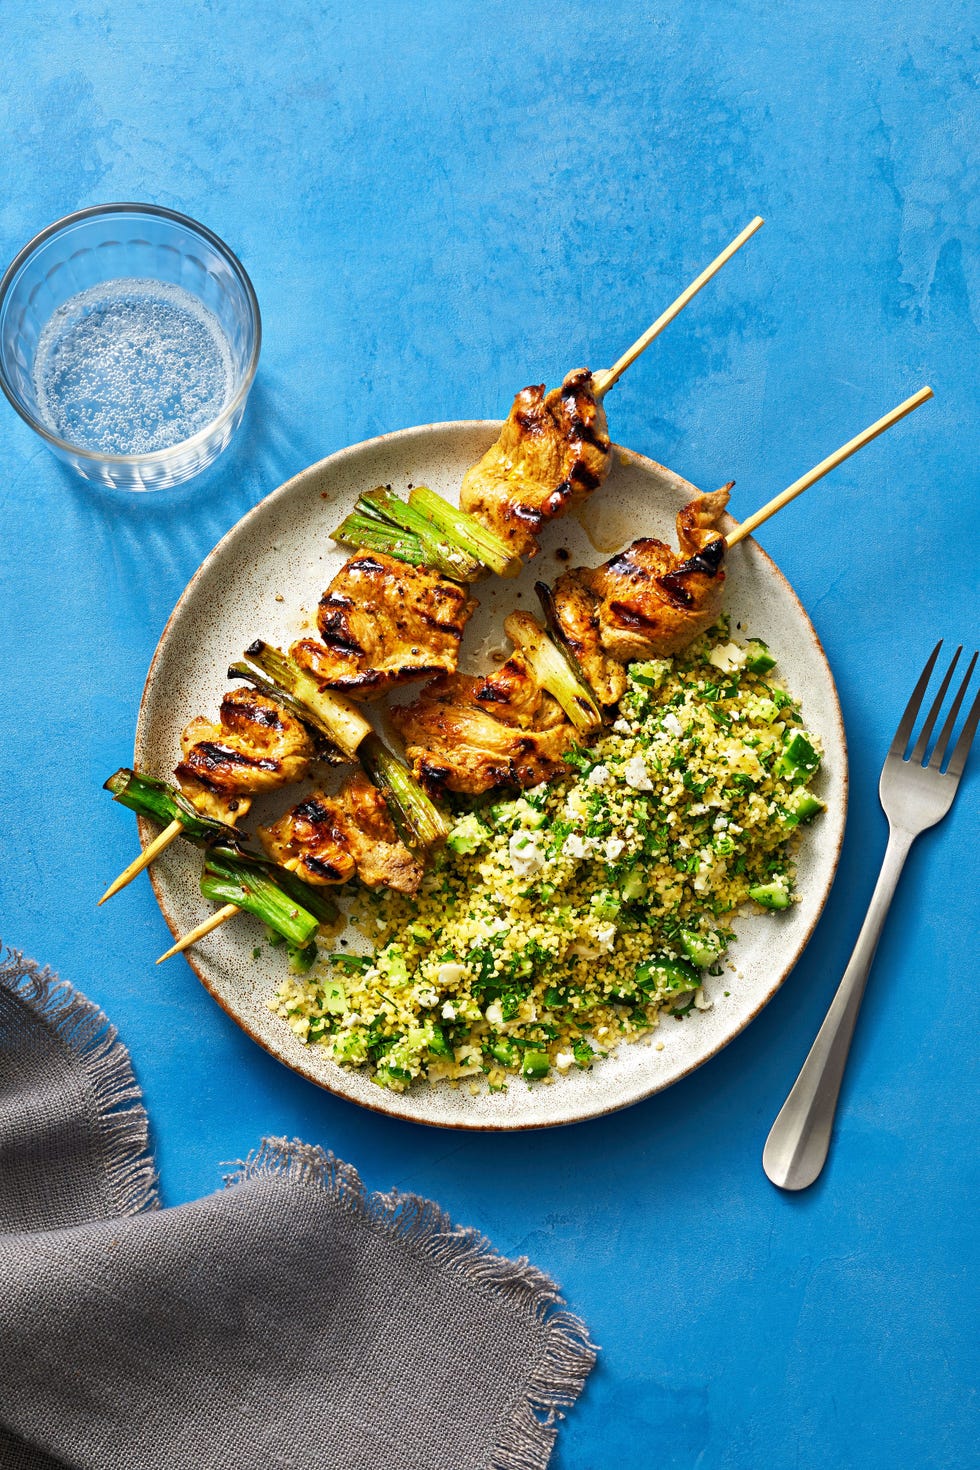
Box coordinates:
[33,278,234,455]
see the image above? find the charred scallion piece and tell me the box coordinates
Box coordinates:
[199,848,324,948]
[504,611,603,734]
[333,487,482,582]
[104,768,240,845]
[407,485,522,579]
[240,641,370,760]
[358,733,450,851]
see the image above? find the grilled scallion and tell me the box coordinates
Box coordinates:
[504,612,603,733]
[358,733,449,851]
[407,485,522,578]
[241,641,370,759]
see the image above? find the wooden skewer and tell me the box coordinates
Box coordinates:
[156,903,241,964]
[726,386,934,548]
[593,216,764,399]
[98,817,185,905]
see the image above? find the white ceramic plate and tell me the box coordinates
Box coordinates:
[138,423,847,1129]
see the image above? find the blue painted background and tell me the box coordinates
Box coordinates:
[1,4,977,1466]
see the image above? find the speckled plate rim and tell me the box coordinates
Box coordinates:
[139,423,848,1130]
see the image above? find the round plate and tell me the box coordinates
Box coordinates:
[138,423,847,1129]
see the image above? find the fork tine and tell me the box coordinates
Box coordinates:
[909,646,961,764]
[936,655,980,780]
[929,649,977,770]
[888,641,943,759]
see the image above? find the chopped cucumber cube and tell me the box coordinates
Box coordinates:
[745,639,777,673]
[447,812,489,854]
[521,1050,551,1079]
[321,980,348,1015]
[748,881,791,910]
[680,929,724,968]
[635,956,701,994]
[776,732,820,782]
[782,789,825,826]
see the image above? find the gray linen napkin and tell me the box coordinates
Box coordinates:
[0,950,596,1470]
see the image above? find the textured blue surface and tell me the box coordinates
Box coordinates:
[2,4,977,1466]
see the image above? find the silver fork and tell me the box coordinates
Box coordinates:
[763,641,980,1191]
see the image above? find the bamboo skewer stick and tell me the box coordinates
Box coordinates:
[726,386,934,548]
[593,216,764,399]
[98,818,184,905]
[156,903,240,964]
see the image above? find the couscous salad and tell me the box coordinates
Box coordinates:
[272,618,824,1092]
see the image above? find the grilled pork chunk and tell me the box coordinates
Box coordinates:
[459,368,612,560]
[578,487,730,662]
[175,688,315,824]
[259,772,423,894]
[391,673,576,795]
[291,552,477,700]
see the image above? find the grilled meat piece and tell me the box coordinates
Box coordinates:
[579,487,730,662]
[291,552,477,700]
[459,368,612,560]
[259,772,423,894]
[391,674,576,795]
[550,572,628,707]
[175,689,315,824]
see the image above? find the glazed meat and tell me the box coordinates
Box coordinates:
[550,572,628,707]
[291,552,477,700]
[459,368,612,560]
[391,674,576,795]
[579,487,731,662]
[175,688,315,824]
[259,772,423,895]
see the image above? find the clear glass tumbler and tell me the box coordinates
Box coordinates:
[0,203,261,490]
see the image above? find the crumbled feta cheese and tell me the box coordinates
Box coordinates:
[555,1051,574,1071]
[564,833,590,860]
[693,988,713,1011]
[662,711,683,737]
[485,1001,504,1027]
[613,717,632,734]
[587,763,610,787]
[708,641,748,673]
[509,831,544,876]
[623,754,653,790]
[595,922,617,951]
[441,1001,457,1020]
[603,836,626,861]
[437,962,467,988]
[417,987,438,1008]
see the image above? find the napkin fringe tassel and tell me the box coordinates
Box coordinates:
[0,947,159,1217]
[231,1136,598,1470]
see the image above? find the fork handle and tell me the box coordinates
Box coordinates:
[763,826,916,1191]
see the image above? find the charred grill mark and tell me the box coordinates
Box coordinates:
[193,742,282,776]
[654,574,695,608]
[658,539,726,605]
[294,796,334,825]
[306,855,350,881]
[607,599,664,630]
[510,502,547,530]
[347,555,388,575]
[221,695,284,730]
[569,459,601,491]
[418,611,465,637]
